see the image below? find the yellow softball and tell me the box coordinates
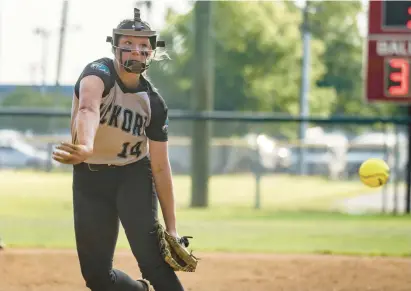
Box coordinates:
[358,158,390,188]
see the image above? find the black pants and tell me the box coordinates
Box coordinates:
[72,157,184,291]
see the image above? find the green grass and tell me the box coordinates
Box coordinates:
[0,171,410,257]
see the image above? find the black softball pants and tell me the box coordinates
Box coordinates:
[72,157,184,291]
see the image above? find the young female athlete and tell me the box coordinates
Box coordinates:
[52,8,185,291]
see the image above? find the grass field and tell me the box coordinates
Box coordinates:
[0,170,410,256]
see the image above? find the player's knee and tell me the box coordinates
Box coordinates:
[138,260,175,283]
[136,247,170,275]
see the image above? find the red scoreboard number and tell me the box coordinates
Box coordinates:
[367,1,411,103]
[385,58,411,98]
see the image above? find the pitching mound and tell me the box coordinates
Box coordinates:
[0,249,410,291]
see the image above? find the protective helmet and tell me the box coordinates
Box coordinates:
[106,8,165,74]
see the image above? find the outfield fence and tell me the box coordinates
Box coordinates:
[0,107,410,214]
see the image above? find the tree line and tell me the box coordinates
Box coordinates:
[0,1,402,136]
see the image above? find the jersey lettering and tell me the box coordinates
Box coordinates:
[122,109,133,132]
[100,104,146,136]
[132,114,144,136]
[108,105,122,127]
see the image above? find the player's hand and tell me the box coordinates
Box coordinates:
[167,229,179,238]
[52,142,93,165]
[166,228,192,248]
[166,228,184,244]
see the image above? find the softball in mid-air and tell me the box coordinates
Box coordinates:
[358,158,390,188]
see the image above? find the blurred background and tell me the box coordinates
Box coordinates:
[0,0,409,214]
[1,3,411,290]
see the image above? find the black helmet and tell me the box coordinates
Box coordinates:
[106,8,165,73]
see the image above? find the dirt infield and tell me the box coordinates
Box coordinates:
[0,249,410,291]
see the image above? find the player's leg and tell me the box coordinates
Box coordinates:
[73,164,149,291]
[116,157,184,291]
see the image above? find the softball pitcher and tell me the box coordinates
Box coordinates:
[53,8,185,291]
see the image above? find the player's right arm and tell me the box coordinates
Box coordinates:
[53,76,103,165]
[75,75,104,151]
[53,60,113,165]
[74,59,114,150]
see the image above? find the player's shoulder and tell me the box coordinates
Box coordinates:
[84,57,114,77]
[74,57,115,97]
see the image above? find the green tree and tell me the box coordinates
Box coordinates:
[148,1,337,138]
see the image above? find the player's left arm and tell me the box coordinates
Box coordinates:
[146,94,178,236]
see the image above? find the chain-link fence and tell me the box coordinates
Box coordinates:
[0,110,409,214]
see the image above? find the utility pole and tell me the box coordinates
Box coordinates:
[33,27,51,96]
[190,1,214,207]
[55,0,69,89]
[298,0,311,176]
[55,0,80,90]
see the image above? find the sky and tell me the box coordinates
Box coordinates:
[0,0,367,86]
[0,0,192,85]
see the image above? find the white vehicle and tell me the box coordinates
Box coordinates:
[289,128,348,179]
[0,129,56,169]
[222,133,292,173]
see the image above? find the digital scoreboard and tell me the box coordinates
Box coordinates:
[366,1,411,103]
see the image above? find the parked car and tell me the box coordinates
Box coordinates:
[0,143,51,169]
[222,133,292,174]
[289,129,348,179]
[0,129,56,169]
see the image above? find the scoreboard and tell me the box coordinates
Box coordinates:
[366,1,411,103]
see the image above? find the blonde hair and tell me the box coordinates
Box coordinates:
[150,47,171,62]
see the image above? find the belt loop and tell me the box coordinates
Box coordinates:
[87,164,99,172]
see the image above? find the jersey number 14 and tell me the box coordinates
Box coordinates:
[117,141,142,158]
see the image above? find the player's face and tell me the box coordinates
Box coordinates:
[117,35,153,62]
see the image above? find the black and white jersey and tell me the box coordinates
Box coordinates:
[71,58,168,165]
